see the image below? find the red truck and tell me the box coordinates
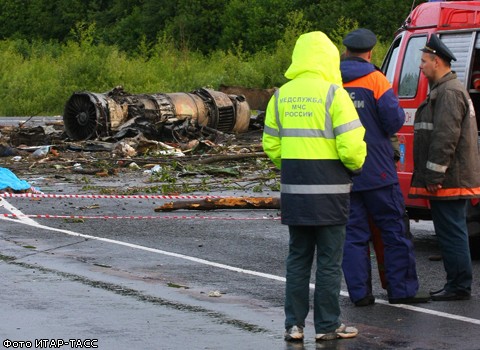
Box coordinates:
[381,0,480,258]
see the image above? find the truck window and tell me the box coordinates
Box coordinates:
[381,36,401,85]
[398,36,427,98]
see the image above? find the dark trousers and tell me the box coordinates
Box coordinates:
[343,184,419,302]
[430,199,472,293]
[284,225,344,334]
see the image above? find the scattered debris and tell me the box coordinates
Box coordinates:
[9,125,64,146]
[31,146,51,159]
[197,151,266,164]
[208,290,222,297]
[0,86,280,196]
[167,282,190,289]
[0,144,18,157]
[112,141,137,158]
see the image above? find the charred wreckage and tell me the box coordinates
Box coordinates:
[62,86,257,144]
[1,85,272,165]
[0,86,276,198]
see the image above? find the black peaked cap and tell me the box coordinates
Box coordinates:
[420,34,457,62]
[343,28,377,52]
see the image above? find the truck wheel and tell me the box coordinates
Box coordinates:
[466,201,480,260]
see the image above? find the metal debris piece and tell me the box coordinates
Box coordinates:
[9,125,63,146]
[0,144,18,157]
[112,141,137,158]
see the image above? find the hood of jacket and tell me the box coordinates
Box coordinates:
[284,31,342,85]
[340,57,376,83]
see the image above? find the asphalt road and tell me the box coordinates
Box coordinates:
[1,178,480,350]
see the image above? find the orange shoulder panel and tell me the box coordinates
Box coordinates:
[343,71,391,100]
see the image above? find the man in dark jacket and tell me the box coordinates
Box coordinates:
[340,28,429,306]
[410,34,480,301]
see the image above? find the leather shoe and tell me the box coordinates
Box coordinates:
[431,290,470,301]
[428,255,442,261]
[389,291,430,304]
[354,295,375,307]
[429,288,444,296]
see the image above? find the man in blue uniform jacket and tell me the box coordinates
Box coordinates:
[340,28,429,305]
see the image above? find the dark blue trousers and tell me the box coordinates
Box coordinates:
[430,199,472,294]
[343,183,419,302]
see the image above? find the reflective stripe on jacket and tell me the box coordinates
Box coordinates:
[262,32,366,225]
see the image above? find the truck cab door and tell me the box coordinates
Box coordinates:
[381,34,428,211]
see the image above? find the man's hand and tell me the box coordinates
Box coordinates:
[426,183,442,193]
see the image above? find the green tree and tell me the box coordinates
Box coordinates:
[0,0,28,39]
[138,0,177,46]
[162,0,227,54]
[0,0,429,55]
[0,0,89,41]
[298,0,426,42]
[219,0,295,53]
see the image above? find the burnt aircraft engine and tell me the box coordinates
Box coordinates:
[62,86,251,141]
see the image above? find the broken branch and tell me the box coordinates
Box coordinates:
[154,196,280,211]
[198,152,267,164]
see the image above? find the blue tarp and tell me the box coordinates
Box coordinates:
[0,167,32,191]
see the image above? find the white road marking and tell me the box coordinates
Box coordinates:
[0,198,38,225]
[1,198,480,326]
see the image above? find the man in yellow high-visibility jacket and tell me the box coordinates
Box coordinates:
[262,31,367,343]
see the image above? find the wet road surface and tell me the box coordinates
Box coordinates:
[1,182,480,349]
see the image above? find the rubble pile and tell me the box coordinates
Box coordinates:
[0,86,278,196]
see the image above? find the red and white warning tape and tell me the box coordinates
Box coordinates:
[0,193,226,200]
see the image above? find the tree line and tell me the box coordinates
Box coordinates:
[0,0,427,116]
[0,0,424,55]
